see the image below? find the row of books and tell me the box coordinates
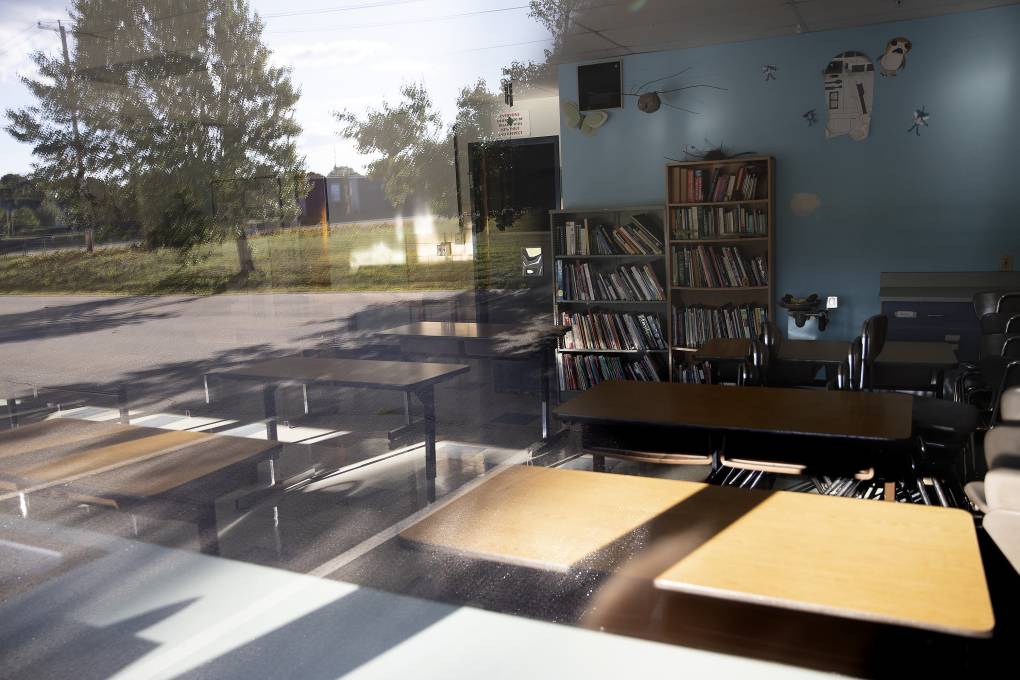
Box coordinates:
[670,206,768,240]
[670,164,765,204]
[557,353,664,391]
[671,245,768,288]
[559,311,667,351]
[556,261,666,301]
[672,303,768,348]
[673,361,713,385]
[558,215,663,256]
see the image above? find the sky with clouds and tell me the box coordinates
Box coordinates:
[0,0,554,176]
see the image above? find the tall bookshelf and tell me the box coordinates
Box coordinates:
[550,205,670,396]
[665,156,775,382]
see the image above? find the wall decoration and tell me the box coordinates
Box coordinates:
[908,106,930,136]
[623,68,727,114]
[802,109,818,126]
[790,193,822,217]
[666,140,756,163]
[561,100,582,129]
[580,110,609,136]
[878,37,912,76]
[762,64,778,81]
[823,51,875,141]
[562,100,609,136]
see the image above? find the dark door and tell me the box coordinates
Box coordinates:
[467,136,560,324]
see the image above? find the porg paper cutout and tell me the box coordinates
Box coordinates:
[879,37,911,76]
[823,51,875,141]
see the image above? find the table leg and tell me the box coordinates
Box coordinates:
[403,392,413,426]
[7,397,18,429]
[540,344,551,440]
[883,481,896,502]
[592,453,606,472]
[417,385,437,481]
[204,375,211,404]
[262,384,279,442]
[117,385,130,425]
[197,509,220,555]
[302,384,309,415]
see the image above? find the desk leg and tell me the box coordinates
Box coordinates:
[883,481,896,502]
[403,392,413,426]
[117,385,130,425]
[197,509,220,555]
[540,345,551,440]
[7,397,18,429]
[204,375,211,404]
[263,384,279,442]
[418,386,437,481]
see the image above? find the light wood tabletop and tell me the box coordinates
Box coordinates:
[695,338,958,368]
[400,465,994,637]
[209,357,470,390]
[0,418,277,502]
[553,380,913,441]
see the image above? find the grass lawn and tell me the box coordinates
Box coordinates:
[0,220,530,295]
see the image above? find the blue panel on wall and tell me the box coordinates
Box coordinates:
[557,5,1020,339]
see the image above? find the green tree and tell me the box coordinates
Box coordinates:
[7,0,304,272]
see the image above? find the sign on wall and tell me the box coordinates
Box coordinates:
[492,110,530,139]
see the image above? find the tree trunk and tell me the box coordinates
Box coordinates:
[236,231,256,273]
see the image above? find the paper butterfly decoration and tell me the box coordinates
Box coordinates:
[561,100,609,137]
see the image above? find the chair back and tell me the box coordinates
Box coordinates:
[858,314,887,389]
[847,336,865,391]
[974,291,1020,318]
[1001,387,1020,423]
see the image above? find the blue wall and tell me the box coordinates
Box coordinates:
[558,5,1020,339]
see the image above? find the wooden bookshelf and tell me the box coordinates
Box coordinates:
[550,205,670,392]
[665,156,775,380]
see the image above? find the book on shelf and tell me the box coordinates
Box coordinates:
[671,245,768,288]
[556,261,665,301]
[673,361,713,385]
[560,214,663,256]
[670,205,767,240]
[556,352,665,391]
[559,311,667,351]
[672,163,765,203]
[672,303,768,348]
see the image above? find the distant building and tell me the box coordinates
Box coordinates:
[297,166,402,225]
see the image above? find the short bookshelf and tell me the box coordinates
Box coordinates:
[550,205,670,392]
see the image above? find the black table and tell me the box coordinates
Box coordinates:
[206,357,469,481]
[377,322,565,440]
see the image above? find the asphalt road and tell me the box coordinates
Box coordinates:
[0,291,463,401]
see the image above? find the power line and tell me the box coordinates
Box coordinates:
[0,23,39,57]
[261,0,434,20]
[267,4,529,34]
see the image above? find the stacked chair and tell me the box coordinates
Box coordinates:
[965,387,1020,574]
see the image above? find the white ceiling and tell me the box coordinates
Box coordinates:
[552,0,1020,63]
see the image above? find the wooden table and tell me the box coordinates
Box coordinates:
[377,322,565,440]
[0,418,279,553]
[400,465,994,637]
[695,338,958,393]
[206,357,469,480]
[554,380,913,441]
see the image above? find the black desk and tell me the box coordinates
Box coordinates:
[207,357,469,480]
[377,322,565,439]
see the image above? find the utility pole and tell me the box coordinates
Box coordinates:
[39,20,91,248]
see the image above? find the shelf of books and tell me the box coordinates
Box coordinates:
[665,156,774,381]
[550,206,669,393]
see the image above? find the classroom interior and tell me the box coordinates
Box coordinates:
[2,1,1020,678]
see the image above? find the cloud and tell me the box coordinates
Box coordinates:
[0,4,66,83]
[269,39,386,71]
